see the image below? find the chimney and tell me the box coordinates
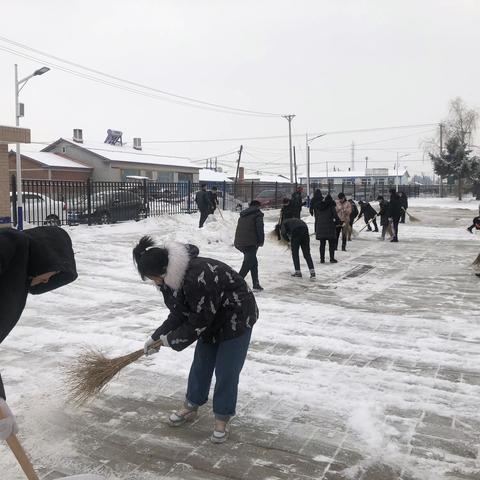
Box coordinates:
[133,137,142,151]
[239,166,245,182]
[73,129,83,143]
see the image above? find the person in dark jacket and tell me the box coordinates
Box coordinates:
[313,194,340,263]
[279,197,295,225]
[207,186,219,214]
[348,199,359,241]
[278,218,316,278]
[399,192,408,223]
[358,200,379,232]
[309,189,323,216]
[0,226,77,441]
[195,184,213,228]
[290,186,304,219]
[377,195,391,240]
[467,216,480,233]
[134,237,258,444]
[389,189,402,242]
[234,200,264,291]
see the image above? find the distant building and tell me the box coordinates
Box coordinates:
[199,168,232,184]
[300,167,410,187]
[9,150,92,181]
[41,129,200,183]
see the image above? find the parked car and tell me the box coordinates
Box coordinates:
[254,189,282,208]
[67,191,148,225]
[10,192,65,226]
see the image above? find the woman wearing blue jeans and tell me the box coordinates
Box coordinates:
[133,237,258,443]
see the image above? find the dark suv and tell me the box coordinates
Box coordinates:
[67,191,148,225]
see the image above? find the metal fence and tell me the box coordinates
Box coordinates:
[9,176,456,227]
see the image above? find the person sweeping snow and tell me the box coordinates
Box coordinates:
[133,237,258,444]
[0,226,78,478]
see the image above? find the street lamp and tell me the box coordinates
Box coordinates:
[14,64,50,230]
[305,132,327,200]
[283,115,296,183]
[396,152,410,187]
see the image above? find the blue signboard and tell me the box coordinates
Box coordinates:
[0,216,11,224]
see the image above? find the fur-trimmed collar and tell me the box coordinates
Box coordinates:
[164,242,190,291]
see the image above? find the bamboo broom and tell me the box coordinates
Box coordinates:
[65,340,163,404]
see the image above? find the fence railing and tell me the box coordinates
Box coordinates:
[9,176,456,227]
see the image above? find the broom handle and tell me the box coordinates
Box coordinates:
[357,215,377,233]
[0,410,39,480]
[217,208,224,220]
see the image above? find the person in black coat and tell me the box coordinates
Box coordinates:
[134,237,258,443]
[399,192,408,223]
[313,194,340,263]
[234,200,264,291]
[377,195,391,240]
[195,184,213,228]
[207,186,219,214]
[309,189,323,216]
[279,197,295,225]
[278,218,316,278]
[348,199,359,240]
[389,188,402,242]
[358,200,379,232]
[290,186,304,219]
[0,226,77,441]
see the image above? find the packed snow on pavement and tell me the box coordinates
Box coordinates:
[1,198,480,480]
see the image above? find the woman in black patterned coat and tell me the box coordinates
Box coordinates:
[133,237,258,444]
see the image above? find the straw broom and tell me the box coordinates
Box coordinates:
[472,252,480,266]
[65,340,162,404]
[402,207,420,222]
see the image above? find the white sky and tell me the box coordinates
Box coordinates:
[1,0,479,177]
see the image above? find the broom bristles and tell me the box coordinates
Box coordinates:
[472,253,480,266]
[65,343,157,404]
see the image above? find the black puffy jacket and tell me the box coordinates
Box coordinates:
[389,192,403,219]
[0,227,77,399]
[313,198,339,241]
[152,243,258,351]
[234,206,264,248]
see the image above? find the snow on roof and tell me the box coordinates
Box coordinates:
[20,151,92,169]
[45,138,199,170]
[199,169,233,183]
[301,168,409,179]
[243,173,291,183]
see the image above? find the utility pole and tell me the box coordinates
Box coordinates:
[234,145,243,184]
[283,114,295,183]
[365,156,368,170]
[305,133,310,198]
[351,141,355,171]
[439,122,444,198]
[293,146,297,185]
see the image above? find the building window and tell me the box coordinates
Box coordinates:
[157,171,174,183]
[62,146,67,153]
[361,177,372,186]
[178,172,193,183]
[388,177,395,185]
[121,169,140,180]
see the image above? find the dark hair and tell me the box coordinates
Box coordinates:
[249,200,261,207]
[377,195,384,201]
[211,186,218,191]
[132,236,169,280]
[338,192,345,199]
[201,184,207,189]
[282,197,290,204]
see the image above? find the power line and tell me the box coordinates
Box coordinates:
[0,40,283,118]
[0,36,283,118]
[142,123,438,144]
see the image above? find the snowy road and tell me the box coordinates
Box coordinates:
[1,198,479,479]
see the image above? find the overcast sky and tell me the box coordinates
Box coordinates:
[1,0,479,177]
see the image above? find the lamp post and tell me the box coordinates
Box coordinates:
[396,152,410,188]
[283,115,296,183]
[14,64,50,230]
[305,132,327,200]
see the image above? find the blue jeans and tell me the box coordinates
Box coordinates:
[185,328,252,421]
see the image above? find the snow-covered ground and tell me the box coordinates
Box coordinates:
[1,199,480,480]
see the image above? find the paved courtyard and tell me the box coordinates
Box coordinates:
[1,200,479,479]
